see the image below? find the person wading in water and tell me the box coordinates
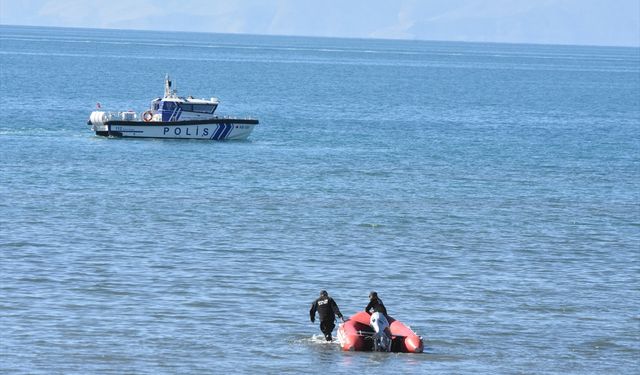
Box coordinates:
[309,290,345,341]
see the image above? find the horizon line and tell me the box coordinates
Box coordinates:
[1,23,639,50]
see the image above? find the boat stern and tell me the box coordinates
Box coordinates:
[88,111,109,133]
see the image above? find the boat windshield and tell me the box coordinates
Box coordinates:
[178,103,216,114]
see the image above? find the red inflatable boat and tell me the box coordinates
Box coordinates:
[337,311,424,353]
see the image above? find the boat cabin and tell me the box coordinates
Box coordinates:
[151,97,219,121]
[149,75,220,121]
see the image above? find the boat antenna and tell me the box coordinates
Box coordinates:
[164,74,172,98]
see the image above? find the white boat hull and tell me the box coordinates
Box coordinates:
[89,120,257,140]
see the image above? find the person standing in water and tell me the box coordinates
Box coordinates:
[309,290,345,341]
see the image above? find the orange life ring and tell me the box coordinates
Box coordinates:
[143,111,153,122]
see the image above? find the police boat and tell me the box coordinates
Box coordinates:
[87,75,259,140]
[337,311,424,353]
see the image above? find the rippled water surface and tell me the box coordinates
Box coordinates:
[1,25,639,374]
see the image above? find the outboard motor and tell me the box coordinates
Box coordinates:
[369,312,392,352]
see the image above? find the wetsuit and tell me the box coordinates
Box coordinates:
[365,297,388,316]
[310,296,344,341]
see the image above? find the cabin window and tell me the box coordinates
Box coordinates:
[162,101,176,111]
[178,103,193,112]
[192,104,215,113]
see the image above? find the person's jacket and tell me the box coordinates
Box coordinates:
[365,297,387,316]
[310,296,343,322]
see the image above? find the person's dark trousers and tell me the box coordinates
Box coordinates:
[320,320,335,341]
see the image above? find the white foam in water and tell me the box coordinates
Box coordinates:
[309,334,338,344]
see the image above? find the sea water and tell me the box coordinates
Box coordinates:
[0,25,638,374]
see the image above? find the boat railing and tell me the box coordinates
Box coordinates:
[96,111,258,122]
[102,111,140,121]
[216,115,259,121]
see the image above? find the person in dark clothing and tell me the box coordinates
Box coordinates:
[309,290,345,341]
[365,291,388,316]
[365,291,392,351]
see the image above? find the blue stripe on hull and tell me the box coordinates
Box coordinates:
[220,123,233,139]
[211,124,231,140]
[211,124,226,140]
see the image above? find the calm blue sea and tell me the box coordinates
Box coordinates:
[0,25,639,374]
